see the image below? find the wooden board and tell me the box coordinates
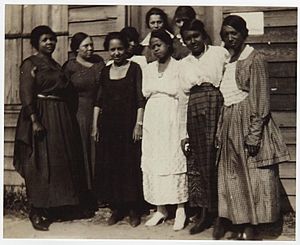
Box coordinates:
[23,5,68,34]
[269,77,296,95]
[268,61,296,78]
[286,144,296,162]
[4,127,16,142]
[4,156,14,171]
[222,7,296,13]
[69,6,118,22]
[4,111,19,127]
[270,94,296,111]
[5,39,22,104]
[279,127,296,145]
[4,142,14,157]
[272,111,296,127]
[4,170,24,186]
[281,179,296,196]
[5,5,22,34]
[246,26,297,44]
[251,43,297,62]
[264,10,297,27]
[69,20,119,36]
[279,161,296,179]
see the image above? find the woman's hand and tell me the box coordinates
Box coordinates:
[245,143,260,157]
[181,138,190,157]
[133,124,143,143]
[32,121,45,140]
[91,126,100,142]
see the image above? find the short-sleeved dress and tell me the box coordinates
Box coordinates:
[93,61,145,206]
[142,58,188,205]
[63,57,105,189]
[13,54,87,208]
[216,45,290,224]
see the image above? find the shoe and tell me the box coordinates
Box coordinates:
[243,225,255,240]
[145,211,168,227]
[212,217,229,240]
[173,209,186,231]
[29,214,50,231]
[190,218,211,234]
[129,210,141,227]
[107,210,124,226]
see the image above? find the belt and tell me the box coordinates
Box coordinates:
[37,94,62,100]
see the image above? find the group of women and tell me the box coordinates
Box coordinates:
[13,6,290,240]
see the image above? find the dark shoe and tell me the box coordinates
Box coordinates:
[243,225,255,240]
[129,210,141,227]
[29,214,50,231]
[213,217,229,240]
[190,218,211,235]
[107,210,124,226]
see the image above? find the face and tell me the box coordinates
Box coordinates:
[77,36,94,59]
[150,37,170,61]
[221,25,245,52]
[38,34,56,55]
[149,14,164,31]
[109,38,126,65]
[175,17,190,28]
[182,30,205,55]
[127,40,137,56]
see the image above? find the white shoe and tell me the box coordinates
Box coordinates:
[145,211,168,227]
[173,209,186,231]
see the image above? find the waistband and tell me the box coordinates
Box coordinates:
[190,82,218,93]
[37,94,63,100]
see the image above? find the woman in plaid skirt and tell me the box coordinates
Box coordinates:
[213,15,290,240]
[179,19,229,235]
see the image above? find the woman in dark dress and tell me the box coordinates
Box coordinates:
[63,33,105,191]
[92,32,145,227]
[13,25,88,231]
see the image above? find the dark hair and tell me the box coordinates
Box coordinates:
[120,27,140,43]
[174,6,196,20]
[30,25,57,50]
[103,32,129,51]
[70,32,89,54]
[180,19,208,41]
[220,15,249,40]
[150,29,174,54]
[145,7,171,32]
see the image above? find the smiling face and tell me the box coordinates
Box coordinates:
[77,36,94,60]
[182,30,205,56]
[149,14,164,31]
[221,25,245,53]
[150,37,170,61]
[108,38,127,65]
[38,33,56,55]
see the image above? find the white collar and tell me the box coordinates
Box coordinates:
[238,45,254,61]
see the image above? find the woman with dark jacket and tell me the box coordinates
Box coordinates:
[13,25,89,231]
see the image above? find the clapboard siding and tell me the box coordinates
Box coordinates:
[5,5,22,34]
[69,6,118,22]
[270,78,296,95]
[269,61,297,78]
[223,7,296,13]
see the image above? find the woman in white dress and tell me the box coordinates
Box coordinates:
[141,29,188,231]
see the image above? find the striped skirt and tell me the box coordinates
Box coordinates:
[186,83,223,211]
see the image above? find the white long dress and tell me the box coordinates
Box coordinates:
[141,57,188,205]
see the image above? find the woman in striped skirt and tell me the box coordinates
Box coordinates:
[214,15,290,240]
[179,19,230,235]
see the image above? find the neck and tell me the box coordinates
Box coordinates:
[230,43,246,62]
[192,45,207,59]
[76,55,93,67]
[158,55,171,64]
[113,59,128,67]
[37,52,52,59]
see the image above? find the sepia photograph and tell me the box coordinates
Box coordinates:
[2,1,298,243]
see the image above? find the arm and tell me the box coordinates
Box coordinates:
[245,53,270,154]
[133,64,146,142]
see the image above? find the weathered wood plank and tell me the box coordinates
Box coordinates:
[68,35,106,52]
[286,144,296,161]
[23,5,68,34]
[251,43,297,62]
[4,156,14,171]
[264,10,297,27]
[4,111,19,127]
[4,127,16,142]
[281,179,295,196]
[4,142,14,157]
[246,27,297,44]
[69,6,118,22]
[4,170,24,186]
[69,20,118,36]
[279,161,296,178]
[268,61,296,78]
[5,5,22,34]
[279,128,296,145]
[5,39,22,104]
[272,111,296,127]
[270,94,296,111]
[269,77,296,95]
[223,7,296,13]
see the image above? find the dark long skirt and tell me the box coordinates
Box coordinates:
[186,83,223,212]
[14,97,87,208]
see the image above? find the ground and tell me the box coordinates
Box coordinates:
[3,208,295,241]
